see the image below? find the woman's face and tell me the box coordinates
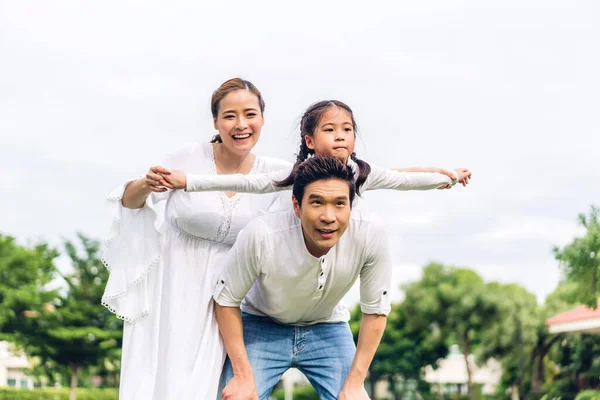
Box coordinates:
[304,106,355,163]
[213,89,264,155]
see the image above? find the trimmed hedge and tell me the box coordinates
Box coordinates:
[271,385,319,400]
[0,388,118,400]
[576,390,600,400]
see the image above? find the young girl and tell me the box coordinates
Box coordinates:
[160,100,471,200]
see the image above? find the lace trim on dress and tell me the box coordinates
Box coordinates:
[100,183,164,324]
[209,144,258,243]
[100,299,149,325]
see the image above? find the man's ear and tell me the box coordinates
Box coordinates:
[292,195,301,218]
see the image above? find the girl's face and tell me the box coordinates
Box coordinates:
[304,106,355,163]
[213,89,264,155]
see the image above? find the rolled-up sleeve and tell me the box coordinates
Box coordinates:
[213,220,265,307]
[359,216,393,316]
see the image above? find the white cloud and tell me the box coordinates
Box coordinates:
[474,261,563,303]
[474,216,585,246]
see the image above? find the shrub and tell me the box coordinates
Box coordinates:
[576,390,600,400]
[0,388,118,400]
[271,385,319,400]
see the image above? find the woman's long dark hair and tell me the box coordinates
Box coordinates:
[275,100,371,195]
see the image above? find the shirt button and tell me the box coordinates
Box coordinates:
[221,280,225,284]
[321,258,325,264]
[320,271,324,276]
[383,291,387,295]
[319,285,323,289]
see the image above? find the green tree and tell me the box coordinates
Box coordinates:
[402,262,503,400]
[547,333,600,397]
[528,282,579,396]
[20,234,122,400]
[349,301,447,400]
[0,234,58,339]
[554,206,600,309]
[474,282,578,399]
[476,283,538,399]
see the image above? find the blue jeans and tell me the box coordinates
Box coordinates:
[222,312,357,400]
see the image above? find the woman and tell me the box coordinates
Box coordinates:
[160,100,471,200]
[101,78,291,400]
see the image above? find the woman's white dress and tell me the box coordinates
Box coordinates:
[101,142,291,400]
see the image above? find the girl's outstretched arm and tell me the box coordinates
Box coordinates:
[393,166,471,187]
[364,163,472,191]
[162,167,292,194]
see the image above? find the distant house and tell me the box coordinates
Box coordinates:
[546,300,600,334]
[367,345,502,398]
[0,341,34,389]
[424,345,502,396]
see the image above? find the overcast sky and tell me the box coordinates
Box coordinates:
[1,0,598,306]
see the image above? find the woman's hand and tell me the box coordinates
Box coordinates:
[144,166,171,192]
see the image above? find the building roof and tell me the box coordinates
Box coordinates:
[546,300,600,334]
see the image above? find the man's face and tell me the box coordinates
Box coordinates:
[293,179,351,258]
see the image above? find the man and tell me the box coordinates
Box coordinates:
[214,156,392,400]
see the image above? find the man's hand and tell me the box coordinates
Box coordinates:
[221,375,258,400]
[161,169,187,190]
[338,384,370,400]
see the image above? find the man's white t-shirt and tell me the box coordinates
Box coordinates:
[213,209,392,325]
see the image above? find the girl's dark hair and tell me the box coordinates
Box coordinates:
[210,78,266,143]
[293,156,356,207]
[275,100,371,195]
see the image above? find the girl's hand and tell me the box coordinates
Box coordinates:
[161,169,187,190]
[454,168,472,186]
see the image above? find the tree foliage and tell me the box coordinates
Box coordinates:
[554,206,600,308]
